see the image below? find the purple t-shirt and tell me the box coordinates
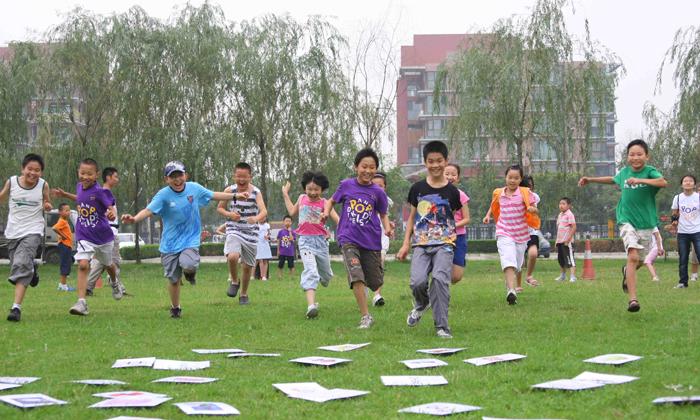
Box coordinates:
[277,228,297,257]
[332,178,388,251]
[75,182,115,245]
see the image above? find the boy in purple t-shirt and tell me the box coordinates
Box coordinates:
[276,215,297,278]
[322,148,392,329]
[60,158,118,316]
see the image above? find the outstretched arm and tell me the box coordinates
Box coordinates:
[122,208,153,224]
[281,181,300,216]
[51,188,77,201]
[578,176,614,186]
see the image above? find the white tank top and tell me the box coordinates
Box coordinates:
[5,176,46,239]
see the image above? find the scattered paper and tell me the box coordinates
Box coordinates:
[93,391,169,399]
[192,349,245,355]
[398,402,481,416]
[175,401,240,415]
[381,376,448,386]
[273,382,368,403]
[273,382,327,395]
[72,379,128,386]
[152,359,210,371]
[572,371,639,385]
[106,417,165,420]
[0,377,41,385]
[317,343,371,352]
[111,357,156,369]
[0,383,22,391]
[583,354,642,365]
[532,379,606,391]
[464,353,527,366]
[482,417,568,420]
[90,396,172,408]
[416,348,466,356]
[152,376,218,384]
[227,353,281,358]
[289,356,351,367]
[0,393,67,408]
[401,358,449,369]
[652,396,700,405]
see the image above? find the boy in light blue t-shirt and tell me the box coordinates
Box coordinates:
[122,161,247,318]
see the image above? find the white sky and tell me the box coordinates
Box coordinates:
[2,0,696,161]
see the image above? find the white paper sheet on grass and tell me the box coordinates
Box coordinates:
[398,402,481,416]
[401,358,449,369]
[289,356,351,367]
[111,357,156,368]
[572,371,639,385]
[0,393,67,408]
[317,343,371,352]
[152,376,218,384]
[93,391,169,399]
[273,382,368,403]
[174,401,240,415]
[583,354,642,365]
[90,396,172,408]
[227,353,281,358]
[531,379,606,391]
[191,348,245,355]
[152,359,210,370]
[106,417,166,420]
[0,377,41,385]
[416,348,466,356]
[381,376,448,386]
[464,353,527,366]
[0,383,22,391]
[482,417,568,420]
[652,396,700,405]
[72,379,128,386]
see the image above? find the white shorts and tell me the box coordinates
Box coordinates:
[619,223,652,261]
[497,236,528,272]
[75,240,114,266]
[224,234,256,267]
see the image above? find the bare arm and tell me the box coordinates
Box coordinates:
[281,182,299,216]
[329,208,340,225]
[121,208,153,224]
[380,213,393,239]
[396,206,417,261]
[42,182,53,211]
[578,176,615,186]
[249,192,268,224]
[0,180,9,202]
[482,208,492,224]
[455,203,470,228]
[566,222,577,245]
[216,186,240,221]
[321,197,336,223]
[627,177,668,188]
[52,188,77,201]
[52,226,69,242]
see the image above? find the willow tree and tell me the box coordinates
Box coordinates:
[434,0,621,172]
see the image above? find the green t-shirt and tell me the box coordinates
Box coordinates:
[613,165,662,229]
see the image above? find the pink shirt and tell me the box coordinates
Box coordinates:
[556,209,576,244]
[495,188,534,243]
[454,189,470,235]
[296,195,327,236]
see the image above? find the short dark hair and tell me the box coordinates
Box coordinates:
[373,171,387,185]
[283,214,292,221]
[58,203,70,211]
[354,148,379,168]
[301,171,330,191]
[504,164,523,178]
[102,167,118,182]
[520,174,534,189]
[626,139,649,155]
[80,158,99,171]
[22,153,44,171]
[560,196,572,204]
[446,163,461,177]
[423,141,448,160]
[680,174,697,185]
[235,162,252,174]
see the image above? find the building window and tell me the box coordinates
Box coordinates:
[408,101,421,120]
[532,139,556,161]
[407,84,417,97]
[605,121,614,137]
[426,119,446,139]
[426,72,436,90]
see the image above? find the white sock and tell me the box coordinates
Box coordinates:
[12,303,21,310]
[78,298,86,304]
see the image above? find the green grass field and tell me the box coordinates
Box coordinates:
[1,258,698,419]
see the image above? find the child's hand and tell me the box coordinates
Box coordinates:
[396,244,409,261]
[389,222,396,239]
[246,216,257,224]
[51,187,65,198]
[482,215,490,224]
[236,191,250,200]
[577,177,588,187]
[43,201,53,212]
[526,206,537,214]
[228,211,241,221]
[121,214,135,224]
[320,211,329,224]
[385,226,394,239]
[626,177,641,186]
[282,181,291,195]
[658,246,665,256]
[106,208,116,221]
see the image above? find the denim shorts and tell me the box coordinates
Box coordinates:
[452,234,467,267]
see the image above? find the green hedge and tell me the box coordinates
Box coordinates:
[121,242,226,260]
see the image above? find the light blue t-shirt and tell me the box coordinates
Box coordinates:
[147,182,214,253]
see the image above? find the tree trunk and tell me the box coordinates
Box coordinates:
[257,136,268,206]
[134,162,141,264]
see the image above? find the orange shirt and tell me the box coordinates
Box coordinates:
[53,218,72,247]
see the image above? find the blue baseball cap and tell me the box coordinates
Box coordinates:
[164,161,186,177]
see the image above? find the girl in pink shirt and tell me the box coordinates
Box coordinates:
[444,164,471,284]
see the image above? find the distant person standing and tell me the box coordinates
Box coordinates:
[670,174,700,289]
[276,215,297,279]
[554,197,577,283]
[53,203,75,291]
[256,217,272,281]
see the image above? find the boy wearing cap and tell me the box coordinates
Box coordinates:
[122,161,248,318]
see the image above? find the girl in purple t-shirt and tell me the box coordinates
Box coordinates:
[282,171,339,320]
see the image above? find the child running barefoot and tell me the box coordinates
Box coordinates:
[443,164,470,285]
[579,139,667,312]
[484,165,538,306]
[282,172,338,319]
[323,148,392,329]
[643,227,664,282]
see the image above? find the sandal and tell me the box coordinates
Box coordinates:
[515,287,524,293]
[526,276,539,287]
[627,299,640,313]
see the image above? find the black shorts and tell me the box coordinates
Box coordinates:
[278,255,295,269]
[526,234,539,251]
[556,243,575,268]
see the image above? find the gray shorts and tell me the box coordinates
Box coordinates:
[224,234,256,267]
[8,234,41,286]
[161,248,200,284]
[340,243,383,291]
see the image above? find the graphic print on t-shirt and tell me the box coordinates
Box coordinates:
[345,198,374,227]
[413,193,456,246]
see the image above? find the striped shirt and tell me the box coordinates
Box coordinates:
[495,188,533,243]
[225,184,260,243]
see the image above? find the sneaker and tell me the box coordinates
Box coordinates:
[69,300,89,316]
[306,303,319,319]
[57,283,67,291]
[691,274,698,282]
[184,271,196,285]
[621,266,628,293]
[652,276,660,282]
[569,276,577,283]
[29,263,39,287]
[627,299,640,312]
[554,274,565,282]
[358,314,374,329]
[111,279,123,301]
[674,283,688,289]
[226,282,240,298]
[372,294,385,307]
[170,306,182,318]
[436,328,453,339]
[506,290,517,305]
[7,307,21,322]
[406,305,428,327]
[261,277,268,282]
[239,295,250,305]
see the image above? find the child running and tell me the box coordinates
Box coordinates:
[515,175,541,290]
[579,139,667,312]
[53,203,75,291]
[2,153,52,322]
[554,197,577,283]
[484,164,538,306]
[443,163,471,284]
[370,171,394,306]
[282,172,338,318]
[322,148,392,329]
[643,227,664,282]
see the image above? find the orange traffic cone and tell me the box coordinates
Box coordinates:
[582,235,595,280]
